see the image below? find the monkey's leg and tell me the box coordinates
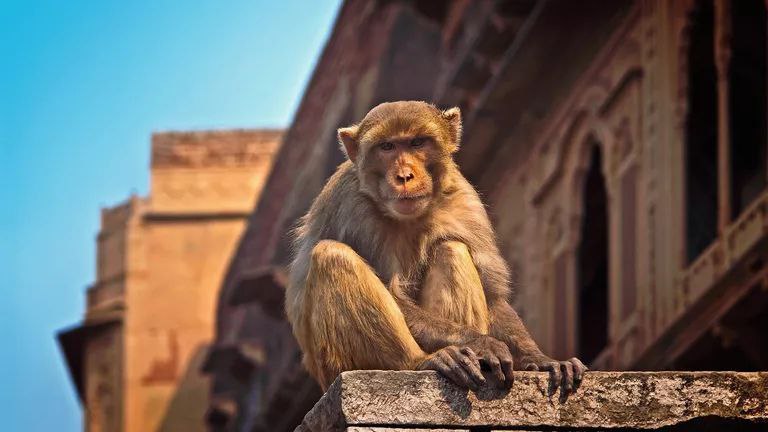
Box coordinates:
[301,240,429,389]
[420,241,490,334]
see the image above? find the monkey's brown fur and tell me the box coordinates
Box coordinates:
[287,101,586,393]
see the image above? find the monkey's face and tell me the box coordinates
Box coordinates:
[337,101,463,221]
[365,135,437,219]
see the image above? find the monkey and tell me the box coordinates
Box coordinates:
[286,101,587,394]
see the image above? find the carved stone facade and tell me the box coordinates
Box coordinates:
[488,0,768,373]
[500,5,650,368]
[59,129,282,432]
[206,0,768,430]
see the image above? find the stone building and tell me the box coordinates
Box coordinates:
[200,0,768,430]
[58,129,282,432]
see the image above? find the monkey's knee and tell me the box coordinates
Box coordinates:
[308,241,369,289]
[310,240,363,271]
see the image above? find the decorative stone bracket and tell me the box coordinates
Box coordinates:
[297,371,768,431]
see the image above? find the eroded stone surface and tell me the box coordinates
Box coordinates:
[345,428,468,432]
[297,370,768,431]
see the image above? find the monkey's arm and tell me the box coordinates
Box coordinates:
[392,277,514,388]
[399,298,514,386]
[396,296,481,352]
[470,246,556,360]
[488,300,546,361]
[488,300,587,395]
[469,245,587,395]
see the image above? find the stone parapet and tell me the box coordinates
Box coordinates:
[297,370,768,431]
[151,129,282,169]
[148,129,283,214]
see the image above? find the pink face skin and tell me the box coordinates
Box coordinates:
[371,135,436,220]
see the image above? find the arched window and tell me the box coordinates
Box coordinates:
[729,0,767,217]
[684,0,719,264]
[577,145,609,364]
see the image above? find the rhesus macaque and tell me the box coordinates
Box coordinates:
[286,101,586,394]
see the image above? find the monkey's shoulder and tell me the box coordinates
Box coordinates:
[303,162,377,236]
[430,181,497,248]
[438,179,489,219]
[313,161,357,202]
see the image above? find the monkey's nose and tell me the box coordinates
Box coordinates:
[395,171,415,184]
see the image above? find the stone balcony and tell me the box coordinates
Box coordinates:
[296,370,768,431]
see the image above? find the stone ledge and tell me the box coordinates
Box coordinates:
[297,370,768,431]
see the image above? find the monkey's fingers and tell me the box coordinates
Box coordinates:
[561,361,574,392]
[448,347,485,388]
[420,354,466,389]
[499,355,514,388]
[540,361,562,397]
[436,349,478,391]
[569,357,588,390]
[479,353,506,387]
[459,346,477,359]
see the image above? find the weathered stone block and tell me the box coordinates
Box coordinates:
[297,370,768,431]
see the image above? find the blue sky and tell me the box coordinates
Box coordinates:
[0,1,341,430]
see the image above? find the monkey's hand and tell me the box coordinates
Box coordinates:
[520,354,588,397]
[417,346,486,391]
[460,335,514,388]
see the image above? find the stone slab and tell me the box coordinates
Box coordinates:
[297,370,768,431]
[345,428,468,432]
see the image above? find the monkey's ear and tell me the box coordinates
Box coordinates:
[338,125,360,162]
[442,107,462,151]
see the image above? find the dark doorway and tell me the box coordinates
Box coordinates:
[577,145,609,364]
[729,0,767,218]
[684,0,719,264]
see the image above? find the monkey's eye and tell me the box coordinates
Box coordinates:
[379,142,394,151]
[410,137,426,148]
